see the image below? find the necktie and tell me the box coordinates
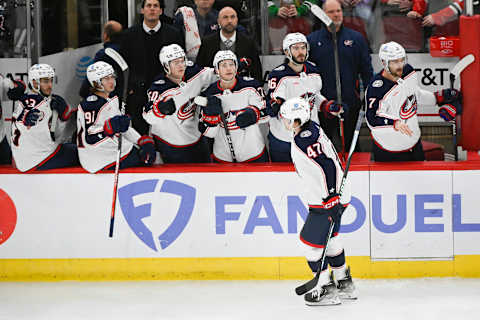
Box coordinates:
[224,39,233,48]
[149,29,156,35]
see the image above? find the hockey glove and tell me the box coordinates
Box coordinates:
[439,100,462,122]
[320,100,347,119]
[137,135,156,165]
[322,193,342,225]
[7,80,26,101]
[201,96,223,126]
[153,98,176,117]
[434,88,461,105]
[236,106,260,129]
[104,115,130,136]
[20,108,42,127]
[270,97,285,117]
[51,95,70,120]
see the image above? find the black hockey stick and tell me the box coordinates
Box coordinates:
[448,54,474,161]
[105,47,129,238]
[194,96,237,162]
[295,109,364,296]
[304,1,345,159]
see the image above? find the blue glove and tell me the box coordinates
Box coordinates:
[205,96,223,116]
[20,108,42,126]
[439,100,462,122]
[434,89,461,105]
[236,107,259,128]
[137,135,156,165]
[269,97,285,117]
[320,100,348,119]
[104,115,130,136]
[51,95,69,120]
[153,98,176,116]
[7,80,26,101]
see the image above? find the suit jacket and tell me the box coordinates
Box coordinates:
[196,31,263,83]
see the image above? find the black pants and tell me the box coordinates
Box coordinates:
[372,139,425,162]
[126,89,149,136]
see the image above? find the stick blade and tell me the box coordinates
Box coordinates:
[105,48,129,71]
[306,2,333,28]
[295,276,319,295]
[451,54,475,77]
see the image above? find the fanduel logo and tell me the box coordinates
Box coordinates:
[118,179,196,251]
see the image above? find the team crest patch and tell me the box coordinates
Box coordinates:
[274,65,285,71]
[87,95,98,102]
[300,130,312,138]
[154,79,165,85]
[372,80,383,88]
[344,40,353,47]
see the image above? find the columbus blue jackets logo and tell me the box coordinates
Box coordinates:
[118,179,196,251]
[177,100,196,121]
[399,94,417,120]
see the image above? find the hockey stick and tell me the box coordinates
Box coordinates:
[295,109,364,296]
[105,47,129,238]
[449,54,475,161]
[194,96,237,162]
[304,1,345,160]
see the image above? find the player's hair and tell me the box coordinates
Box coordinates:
[141,0,164,8]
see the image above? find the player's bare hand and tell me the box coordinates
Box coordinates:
[422,15,435,26]
[407,11,422,19]
[394,120,413,136]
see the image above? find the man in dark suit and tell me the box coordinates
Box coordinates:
[119,0,184,135]
[196,6,262,82]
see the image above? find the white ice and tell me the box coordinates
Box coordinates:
[1,278,479,320]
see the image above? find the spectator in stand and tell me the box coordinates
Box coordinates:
[79,20,123,99]
[409,0,478,27]
[268,0,319,18]
[307,0,373,154]
[196,6,263,82]
[120,0,184,136]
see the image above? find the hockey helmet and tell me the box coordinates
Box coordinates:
[379,41,406,74]
[159,44,186,74]
[280,97,311,130]
[282,33,309,63]
[213,50,238,73]
[28,64,55,93]
[86,61,115,91]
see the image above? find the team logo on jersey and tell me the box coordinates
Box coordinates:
[344,40,353,47]
[0,189,17,246]
[177,100,196,121]
[118,179,196,252]
[372,80,383,88]
[86,95,98,102]
[300,130,312,138]
[399,95,417,120]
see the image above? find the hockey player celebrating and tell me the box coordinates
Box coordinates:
[280,97,356,306]
[77,61,156,173]
[143,44,218,163]
[198,50,268,163]
[8,64,79,172]
[267,32,345,162]
[365,41,462,161]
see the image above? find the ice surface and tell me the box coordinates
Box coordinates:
[1,278,479,320]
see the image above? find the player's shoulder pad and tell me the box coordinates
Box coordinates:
[184,64,203,80]
[305,61,320,73]
[402,64,415,77]
[203,81,222,95]
[272,64,286,73]
[366,73,391,98]
[81,94,106,111]
[22,93,44,105]
[294,122,320,152]
[51,94,67,103]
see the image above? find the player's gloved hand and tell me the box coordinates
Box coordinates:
[270,97,285,117]
[202,96,223,126]
[238,57,252,74]
[20,108,42,127]
[104,115,130,136]
[439,100,462,122]
[7,80,26,101]
[434,88,461,105]
[137,135,156,165]
[51,94,70,120]
[153,98,176,116]
[322,193,342,224]
[321,100,347,119]
[236,106,260,129]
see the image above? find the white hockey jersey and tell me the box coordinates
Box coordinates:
[10,93,68,172]
[365,64,436,152]
[77,95,140,173]
[291,121,351,207]
[267,62,325,143]
[201,76,268,162]
[143,64,217,147]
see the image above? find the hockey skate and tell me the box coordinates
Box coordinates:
[334,267,357,300]
[304,282,341,306]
